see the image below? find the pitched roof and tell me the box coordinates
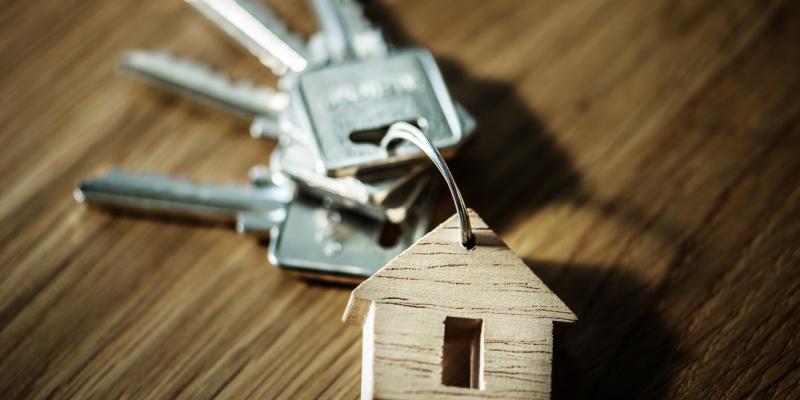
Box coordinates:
[343,209,577,324]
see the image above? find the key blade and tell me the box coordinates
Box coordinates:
[186,0,310,74]
[309,0,387,61]
[121,50,288,119]
[250,115,282,139]
[235,209,286,237]
[75,170,293,228]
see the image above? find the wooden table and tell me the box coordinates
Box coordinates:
[2,0,799,398]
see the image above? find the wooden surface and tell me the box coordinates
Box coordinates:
[1,0,799,398]
[344,210,577,399]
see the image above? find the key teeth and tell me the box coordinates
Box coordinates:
[92,169,196,192]
[120,49,289,115]
[310,0,388,61]
[239,0,306,47]
[185,0,310,74]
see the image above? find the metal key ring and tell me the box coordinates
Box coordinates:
[381,121,475,249]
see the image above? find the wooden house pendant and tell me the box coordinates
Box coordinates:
[342,123,577,399]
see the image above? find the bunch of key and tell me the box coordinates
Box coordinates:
[75,0,476,283]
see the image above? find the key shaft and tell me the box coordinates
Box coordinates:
[309,0,387,61]
[75,170,293,234]
[121,50,288,120]
[187,0,310,74]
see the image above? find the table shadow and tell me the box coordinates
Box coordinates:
[365,2,686,398]
[529,260,684,399]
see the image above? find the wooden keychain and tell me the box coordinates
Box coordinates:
[342,122,577,399]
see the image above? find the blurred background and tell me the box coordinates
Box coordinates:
[1,0,799,398]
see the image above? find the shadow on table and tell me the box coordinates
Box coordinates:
[365,3,686,398]
[440,61,686,399]
[366,1,690,242]
[528,260,685,399]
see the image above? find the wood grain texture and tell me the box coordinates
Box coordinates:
[1,0,799,398]
[344,209,576,399]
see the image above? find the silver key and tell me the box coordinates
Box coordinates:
[308,0,388,62]
[286,48,464,177]
[267,100,474,227]
[186,0,311,75]
[269,184,436,283]
[121,50,288,139]
[270,140,430,223]
[74,169,294,237]
[75,167,435,283]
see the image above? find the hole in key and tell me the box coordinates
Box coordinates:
[348,118,427,147]
[378,221,403,248]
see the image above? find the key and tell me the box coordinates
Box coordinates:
[121,50,288,139]
[269,183,437,283]
[75,167,436,282]
[281,0,477,177]
[308,0,388,62]
[74,169,294,237]
[270,140,430,223]
[285,48,465,177]
[252,164,438,281]
[186,0,311,75]
[75,1,481,284]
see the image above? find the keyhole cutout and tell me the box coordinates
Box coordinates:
[348,118,428,147]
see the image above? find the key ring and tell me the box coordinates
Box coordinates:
[381,121,475,249]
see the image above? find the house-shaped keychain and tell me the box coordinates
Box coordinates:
[342,123,576,399]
